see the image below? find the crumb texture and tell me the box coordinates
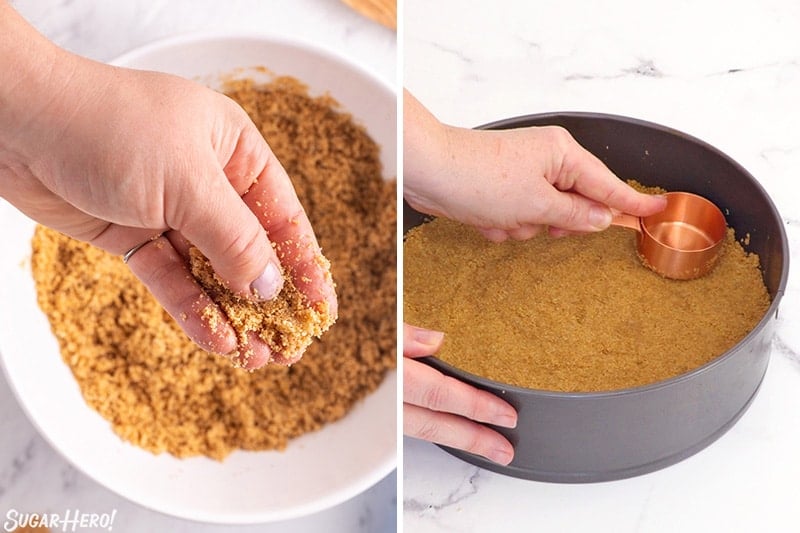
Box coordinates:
[403,183,770,392]
[188,246,333,366]
[31,77,396,459]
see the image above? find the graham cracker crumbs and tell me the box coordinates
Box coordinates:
[404,183,770,392]
[199,303,220,332]
[30,76,396,459]
[189,246,334,366]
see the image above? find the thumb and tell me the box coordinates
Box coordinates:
[176,170,283,301]
[404,323,445,358]
[539,190,613,233]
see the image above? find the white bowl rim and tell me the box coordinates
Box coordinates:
[110,30,396,95]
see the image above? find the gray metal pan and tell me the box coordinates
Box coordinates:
[403,112,788,482]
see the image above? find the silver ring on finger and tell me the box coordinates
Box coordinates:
[122,233,163,264]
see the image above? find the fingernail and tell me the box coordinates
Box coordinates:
[251,261,283,301]
[487,447,514,465]
[411,326,445,348]
[492,411,518,429]
[589,205,612,230]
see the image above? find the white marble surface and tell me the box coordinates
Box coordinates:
[0,1,396,532]
[404,1,800,532]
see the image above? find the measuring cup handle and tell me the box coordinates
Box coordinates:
[610,211,642,232]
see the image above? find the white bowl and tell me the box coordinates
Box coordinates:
[0,33,396,524]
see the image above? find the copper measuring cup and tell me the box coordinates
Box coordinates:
[611,192,727,280]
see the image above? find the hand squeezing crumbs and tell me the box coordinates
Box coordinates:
[189,246,335,367]
[31,75,395,459]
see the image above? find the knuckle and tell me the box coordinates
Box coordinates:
[219,223,267,280]
[457,388,482,421]
[565,198,583,226]
[420,380,450,411]
[463,428,487,455]
[414,417,442,443]
[134,250,172,289]
[544,125,572,149]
